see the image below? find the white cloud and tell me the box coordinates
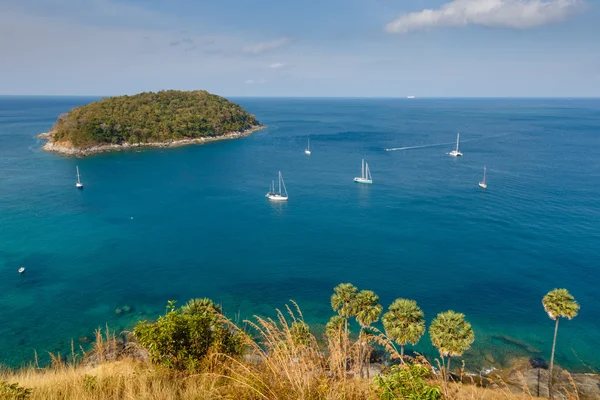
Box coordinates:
[385,0,584,33]
[268,62,287,69]
[245,79,267,85]
[242,37,290,54]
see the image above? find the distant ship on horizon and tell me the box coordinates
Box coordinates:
[407,95,416,99]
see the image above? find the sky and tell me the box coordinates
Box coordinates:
[0,0,599,97]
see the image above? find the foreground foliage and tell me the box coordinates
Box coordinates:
[133,299,244,370]
[0,283,585,399]
[375,364,442,400]
[49,90,261,148]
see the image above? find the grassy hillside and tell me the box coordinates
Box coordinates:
[1,283,591,399]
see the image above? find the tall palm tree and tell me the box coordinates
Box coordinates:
[331,283,359,337]
[542,288,580,399]
[429,310,474,389]
[354,290,382,378]
[382,298,425,358]
[331,283,358,375]
[326,315,347,379]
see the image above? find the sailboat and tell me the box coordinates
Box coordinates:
[354,159,373,184]
[265,171,288,201]
[305,138,311,155]
[479,166,487,189]
[449,133,463,157]
[76,166,83,188]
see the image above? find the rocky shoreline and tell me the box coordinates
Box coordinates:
[38,125,265,157]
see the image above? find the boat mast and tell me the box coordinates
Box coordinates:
[76,166,81,183]
[456,133,460,152]
[281,173,288,197]
[362,159,365,179]
[483,166,486,184]
[278,171,281,195]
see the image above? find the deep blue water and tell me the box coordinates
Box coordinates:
[0,96,599,371]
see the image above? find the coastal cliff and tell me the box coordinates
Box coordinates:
[40,90,264,156]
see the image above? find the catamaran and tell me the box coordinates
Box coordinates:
[76,166,83,188]
[449,133,463,157]
[266,171,288,201]
[354,159,373,184]
[479,166,487,189]
[305,138,311,155]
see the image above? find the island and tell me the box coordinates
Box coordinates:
[39,90,264,156]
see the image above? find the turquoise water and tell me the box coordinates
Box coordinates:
[1,96,599,371]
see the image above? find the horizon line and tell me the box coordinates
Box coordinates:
[1,94,599,100]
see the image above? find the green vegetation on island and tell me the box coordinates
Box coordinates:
[1,286,595,400]
[41,90,262,155]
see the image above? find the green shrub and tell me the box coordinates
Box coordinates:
[134,299,245,371]
[374,363,442,400]
[0,381,31,400]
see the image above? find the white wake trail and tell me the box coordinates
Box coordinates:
[385,142,454,151]
[385,133,511,152]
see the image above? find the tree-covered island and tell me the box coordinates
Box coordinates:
[39,90,264,156]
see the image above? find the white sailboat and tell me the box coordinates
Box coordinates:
[265,171,288,201]
[305,138,311,155]
[354,159,373,184]
[479,166,487,189]
[449,133,463,157]
[76,166,83,188]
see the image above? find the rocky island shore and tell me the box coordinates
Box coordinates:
[39,124,265,157]
[40,90,264,157]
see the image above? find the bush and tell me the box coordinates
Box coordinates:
[374,363,442,400]
[0,381,31,400]
[133,299,245,370]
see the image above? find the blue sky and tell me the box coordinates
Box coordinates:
[1,0,599,96]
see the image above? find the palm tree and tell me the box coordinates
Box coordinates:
[326,315,346,339]
[382,298,425,359]
[354,290,382,378]
[331,283,359,337]
[331,283,358,374]
[429,310,474,388]
[326,315,347,378]
[542,289,580,399]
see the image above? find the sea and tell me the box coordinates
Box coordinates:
[0,96,599,371]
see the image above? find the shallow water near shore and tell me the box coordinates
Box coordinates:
[0,96,599,371]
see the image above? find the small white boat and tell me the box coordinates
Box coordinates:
[305,138,311,155]
[407,95,416,99]
[18,267,25,274]
[479,166,487,189]
[76,166,83,188]
[266,171,288,201]
[354,159,373,184]
[449,133,463,157]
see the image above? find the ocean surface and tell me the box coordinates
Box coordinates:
[0,96,599,371]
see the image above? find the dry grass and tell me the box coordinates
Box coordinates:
[0,303,561,400]
[1,361,542,400]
